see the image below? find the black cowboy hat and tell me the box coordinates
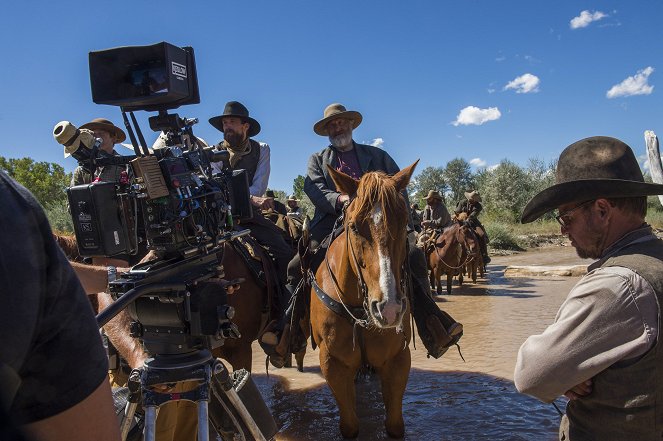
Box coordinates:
[521,136,663,223]
[209,101,261,137]
[80,118,126,143]
[314,103,362,136]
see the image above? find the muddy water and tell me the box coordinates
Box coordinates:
[246,246,591,441]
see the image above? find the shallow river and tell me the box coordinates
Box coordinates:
[245,246,590,441]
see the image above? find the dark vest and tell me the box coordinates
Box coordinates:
[565,239,663,440]
[220,140,261,184]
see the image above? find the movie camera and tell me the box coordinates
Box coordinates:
[54,42,277,441]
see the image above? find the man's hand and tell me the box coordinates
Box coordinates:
[564,379,593,400]
[251,195,274,210]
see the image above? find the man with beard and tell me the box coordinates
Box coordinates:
[515,136,663,440]
[265,103,463,365]
[209,101,294,367]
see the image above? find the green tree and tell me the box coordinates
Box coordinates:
[292,175,306,200]
[444,158,474,205]
[0,156,71,207]
[479,159,532,222]
[411,166,447,205]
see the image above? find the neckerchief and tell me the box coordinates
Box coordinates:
[222,137,252,168]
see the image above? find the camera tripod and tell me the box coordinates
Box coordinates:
[118,349,274,441]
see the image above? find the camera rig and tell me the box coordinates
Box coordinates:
[55,42,278,441]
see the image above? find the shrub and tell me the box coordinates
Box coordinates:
[485,222,525,251]
[45,199,74,234]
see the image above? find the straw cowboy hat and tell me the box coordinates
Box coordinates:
[209,101,261,137]
[313,103,363,136]
[80,118,126,143]
[425,190,443,201]
[287,194,299,202]
[465,190,482,203]
[521,136,663,223]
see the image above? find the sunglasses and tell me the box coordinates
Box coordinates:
[555,200,595,227]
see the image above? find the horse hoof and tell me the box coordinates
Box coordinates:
[385,420,405,439]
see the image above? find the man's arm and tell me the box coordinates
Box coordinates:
[23,379,120,441]
[514,267,657,402]
[70,262,130,295]
[304,152,341,215]
[249,142,270,197]
[98,292,148,369]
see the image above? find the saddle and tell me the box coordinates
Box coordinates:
[229,235,277,317]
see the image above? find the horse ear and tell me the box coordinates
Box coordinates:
[392,160,419,192]
[327,165,359,196]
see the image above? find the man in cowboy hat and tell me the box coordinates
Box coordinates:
[514,136,663,440]
[455,189,490,265]
[271,103,463,363]
[264,189,287,215]
[417,190,452,249]
[286,194,302,216]
[421,190,452,230]
[209,101,295,367]
[70,118,128,186]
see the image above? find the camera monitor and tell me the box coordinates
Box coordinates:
[89,42,200,111]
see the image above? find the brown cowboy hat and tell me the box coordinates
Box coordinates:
[464,190,482,203]
[209,101,261,137]
[521,136,663,223]
[80,118,126,143]
[425,190,443,201]
[313,103,363,136]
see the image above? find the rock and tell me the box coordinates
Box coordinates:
[505,264,588,277]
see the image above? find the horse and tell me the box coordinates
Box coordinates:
[53,232,270,373]
[310,161,417,439]
[426,221,476,295]
[462,227,483,282]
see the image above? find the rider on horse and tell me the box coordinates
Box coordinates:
[209,101,295,366]
[455,190,491,265]
[417,189,452,249]
[268,103,463,365]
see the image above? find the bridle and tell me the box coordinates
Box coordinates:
[434,223,475,271]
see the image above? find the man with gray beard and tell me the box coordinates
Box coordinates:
[261,103,463,367]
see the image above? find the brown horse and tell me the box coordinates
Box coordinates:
[310,162,417,439]
[427,222,475,294]
[462,227,484,282]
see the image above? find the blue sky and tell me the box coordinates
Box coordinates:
[2,1,663,193]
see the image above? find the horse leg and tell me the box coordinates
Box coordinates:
[319,346,360,438]
[472,260,478,283]
[446,272,453,295]
[294,348,306,372]
[378,347,411,438]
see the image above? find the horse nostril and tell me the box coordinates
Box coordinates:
[370,300,380,315]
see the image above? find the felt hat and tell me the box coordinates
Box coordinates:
[264,190,276,198]
[313,103,362,136]
[80,118,126,143]
[465,190,482,203]
[521,136,663,223]
[287,194,299,202]
[209,101,261,137]
[425,190,443,201]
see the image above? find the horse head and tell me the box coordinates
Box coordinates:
[327,161,418,329]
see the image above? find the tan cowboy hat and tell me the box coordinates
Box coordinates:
[209,101,261,137]
[287,194,299,202]
[80,118,126,143]
[313,103,363,136]
[521,136,663,223]
[465,190,482,203]
[425,190,443,201]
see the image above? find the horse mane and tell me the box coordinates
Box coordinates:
[53,233,83,262]
[347,171,407,237]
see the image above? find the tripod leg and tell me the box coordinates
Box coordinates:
[197,400,210,441]
[144,405,158,441]
[120,401,138,441]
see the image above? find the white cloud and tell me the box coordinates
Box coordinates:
[452,106,501,126]
[487,164,500,172]
[606,67,655,98]
[570,10,608,29]
[504,73,540,94]
[369,138,384,148]
[495,56,506,62]
[469,157,487,168]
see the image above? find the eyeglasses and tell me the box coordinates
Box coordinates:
[555,200,595,227]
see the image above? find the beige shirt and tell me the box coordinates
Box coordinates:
[514,235,659,403]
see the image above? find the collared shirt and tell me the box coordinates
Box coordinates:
[514,225,659,402]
